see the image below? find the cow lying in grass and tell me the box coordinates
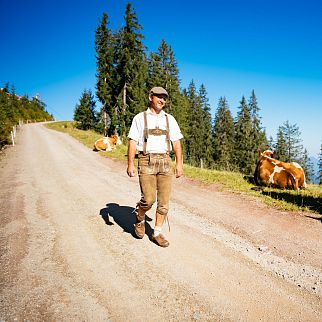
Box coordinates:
[254,150,307,190]
[93,135,122,152]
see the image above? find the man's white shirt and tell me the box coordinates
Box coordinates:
[128,108,183,153]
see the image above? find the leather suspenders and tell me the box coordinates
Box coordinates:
[143,111,171,154]
[143,112,148,154]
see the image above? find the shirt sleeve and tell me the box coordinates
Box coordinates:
[168,115,183,142]
[128,115,141,142]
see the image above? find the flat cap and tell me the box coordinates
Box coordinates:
[149,86,168,97]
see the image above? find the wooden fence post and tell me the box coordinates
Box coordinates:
[11,131,15,146]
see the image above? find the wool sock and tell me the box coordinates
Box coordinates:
[153,226,162,237]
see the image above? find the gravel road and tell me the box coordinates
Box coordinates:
[0,123,321,321]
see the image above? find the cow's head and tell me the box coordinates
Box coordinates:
[259,150,276,159]
[111,134,122,145]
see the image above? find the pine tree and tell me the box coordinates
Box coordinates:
[274,126,288,160]
[74,90,96,130]
[147,40,184,128]
[147,49,163,90]
[318,141,322,185]
[115,3,147,136]
[95,12,115,135]
[234,96,254,174]
[268,136,275,151]
[275,121,303,163]
[176,90,190,162]
[199,84,213,168]
[110,29,125,134]
[302,148,315,184]
[185,81,204,167]
[248,90,268,154]
[212,97,235,170]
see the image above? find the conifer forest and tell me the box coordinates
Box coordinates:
[79,2,317,181]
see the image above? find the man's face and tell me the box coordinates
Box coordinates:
[150,94,167,113]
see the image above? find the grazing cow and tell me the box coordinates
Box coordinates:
[254,150,307,190]
[94,135,122,151]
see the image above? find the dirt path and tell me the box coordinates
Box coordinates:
[0,123,321,322]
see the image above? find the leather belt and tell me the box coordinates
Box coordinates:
[138,151,168,156]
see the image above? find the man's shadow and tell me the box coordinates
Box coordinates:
[99,203,154,239]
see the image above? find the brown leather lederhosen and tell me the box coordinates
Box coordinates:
[137,111,173,216]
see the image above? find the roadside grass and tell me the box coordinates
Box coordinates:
[261,185,322,214]
[45,121,322,215]
[183,164,248,191]
[45,121,129,160]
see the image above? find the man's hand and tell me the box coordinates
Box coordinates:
[127,139,137,177]
[173,140,183,179]
[127,163,136,177]
[175,164,183,178]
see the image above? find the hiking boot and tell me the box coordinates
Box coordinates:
[152,234,169,247]
[134,221,145,239]
[134,206,145,238]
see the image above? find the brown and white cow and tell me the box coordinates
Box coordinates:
[93,135,122,151]
[254,150,307,190]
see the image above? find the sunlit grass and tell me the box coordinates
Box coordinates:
[260,184,322,213]
[183,164,248,191]
[46,121,129,161]
[45,121,322,215]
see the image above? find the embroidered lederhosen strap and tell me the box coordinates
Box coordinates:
[143,111,171,154]
[148,128,167,136]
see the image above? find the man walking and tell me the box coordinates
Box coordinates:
[127,87,183,247]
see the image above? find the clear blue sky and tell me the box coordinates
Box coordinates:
[1,0,321,157]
